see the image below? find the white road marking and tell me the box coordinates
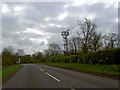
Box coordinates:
[39,68,44,72]
[45,72,60,82]
[32,65,60,82]
[33,66,44,72]
[71,87,76,90]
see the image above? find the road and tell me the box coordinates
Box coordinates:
[2,64,118,89]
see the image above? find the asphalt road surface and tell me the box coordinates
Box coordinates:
[2,64,118,89]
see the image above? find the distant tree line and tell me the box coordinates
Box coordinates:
[2,46,45,66]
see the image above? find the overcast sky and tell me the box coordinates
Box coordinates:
[1,0,119,54]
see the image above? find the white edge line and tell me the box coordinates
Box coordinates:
[45,72,60,82]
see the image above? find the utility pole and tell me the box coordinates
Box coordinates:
[61,29,69,54]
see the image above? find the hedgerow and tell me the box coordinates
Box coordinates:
[46,48,120,65]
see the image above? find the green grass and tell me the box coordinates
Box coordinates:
[0,67,2,79]
[44,63,120,77]
[2,64,23,80]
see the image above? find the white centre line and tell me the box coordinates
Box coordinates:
[33,66,44,72]
[71,87,76,90]
[39,68,44,72]
[32,65,60,82]
[45,72,60,82]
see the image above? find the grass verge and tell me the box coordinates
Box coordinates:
[0,66,2,79]
[2,64,23,80]
[44,63,120,78]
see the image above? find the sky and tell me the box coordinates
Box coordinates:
[1,0,119,54]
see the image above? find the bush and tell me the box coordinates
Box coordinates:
[2,54,18,66]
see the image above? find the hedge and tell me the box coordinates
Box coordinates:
[46,55,77,63]
[46,48,120,65]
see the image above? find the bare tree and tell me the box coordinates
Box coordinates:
[68,36,82,54]
[68,39,74,54]
[34,52,43,57]
[17,49,25,56]
[77,18,97,52]
[33,51,43,61]
[43,49,50,56]
[103,33,118,48]
[89,32,103,51]
[46,43,62,55]
[17,49,25,62]
[2,46,14,55]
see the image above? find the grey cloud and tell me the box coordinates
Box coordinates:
[47,33,63,45]
[27,2,67,17]
[65,2,118,34]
